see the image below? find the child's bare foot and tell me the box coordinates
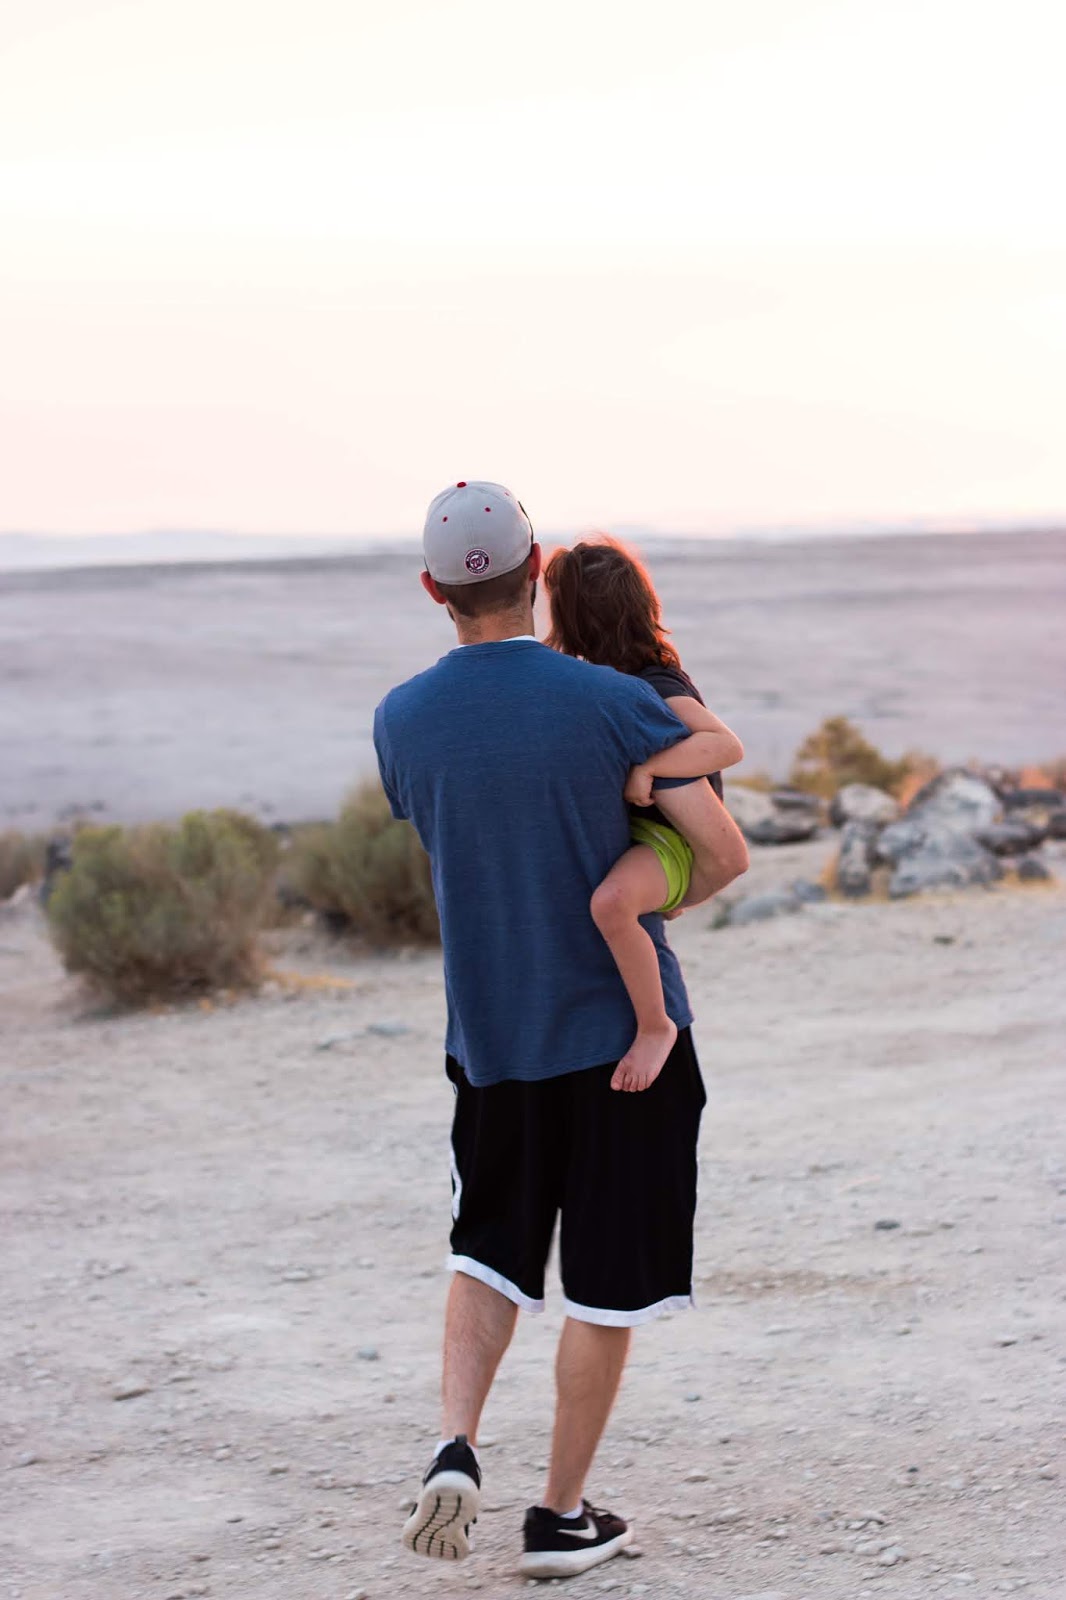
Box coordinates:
[610,1018,678,1092]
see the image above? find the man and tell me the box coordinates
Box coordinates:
[373,481,748,1579]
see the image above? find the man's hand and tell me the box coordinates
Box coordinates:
[624,763,655,807]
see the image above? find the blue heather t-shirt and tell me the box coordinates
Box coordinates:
[373,639,695,1087]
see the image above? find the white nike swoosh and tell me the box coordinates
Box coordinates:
[557,1524,598,1541]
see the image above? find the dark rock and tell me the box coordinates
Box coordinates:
[791,878,828,904]
[829,783,900,829]
[747,813,821,846]
[1016,854,1052,883]
[836,820,879,898]
[1001,787,1066,811]
[874,818,928,864]
[725,787,820,845]
[770,787,823,815]
[874,1218,901,1231]
[888,834,1002,899]
[728,889,803,925]
[975,821,1045,856]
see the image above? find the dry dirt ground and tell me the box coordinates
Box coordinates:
[2,852,1065,1600]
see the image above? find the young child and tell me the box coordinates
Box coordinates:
[544,537,744,1093]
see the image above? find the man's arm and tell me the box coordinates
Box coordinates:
[653,779,749,905]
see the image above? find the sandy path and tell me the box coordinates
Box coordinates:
[2,871,1064,1600]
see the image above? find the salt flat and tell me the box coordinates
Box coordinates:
[3,529,1064,831]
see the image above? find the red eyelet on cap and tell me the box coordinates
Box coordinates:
[456,480,467,488]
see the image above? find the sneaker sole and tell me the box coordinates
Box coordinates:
[519,1526,633,1578]
[402,1470,480,1561]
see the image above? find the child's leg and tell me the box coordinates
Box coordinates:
[590,845,678,1094]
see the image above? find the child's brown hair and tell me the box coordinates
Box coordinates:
[543,537,681,675]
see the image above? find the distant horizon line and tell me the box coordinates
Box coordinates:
[2,516,1065,578]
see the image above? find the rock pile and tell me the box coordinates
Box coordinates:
[832,770,1061,899]
[719,769,1061,922]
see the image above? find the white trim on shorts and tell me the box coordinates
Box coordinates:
[448,1254,545,1314]
[562,1292,694,1328]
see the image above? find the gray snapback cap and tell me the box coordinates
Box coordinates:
[423,480,534,585]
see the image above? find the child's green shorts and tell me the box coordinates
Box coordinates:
[629,816,694,914]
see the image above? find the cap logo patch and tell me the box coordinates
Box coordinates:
[465,547,491,575]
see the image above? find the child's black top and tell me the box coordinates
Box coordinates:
[635,662,725,824]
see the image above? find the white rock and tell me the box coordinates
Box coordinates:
[830,783,900,828]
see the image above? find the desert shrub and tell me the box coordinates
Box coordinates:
[0,831,48,899]
[789,716,911,799]
[47,810,277,1003]
[291,782,439,945]
[727,770,776,793]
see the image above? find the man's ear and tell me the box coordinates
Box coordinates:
[421,570,448,606]
[528,542,543,581]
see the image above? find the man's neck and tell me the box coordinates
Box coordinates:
[451,607,536,646]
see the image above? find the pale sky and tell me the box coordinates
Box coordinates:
[2,0,1064,537]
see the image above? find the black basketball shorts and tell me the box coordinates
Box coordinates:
[445,1027,706,1326]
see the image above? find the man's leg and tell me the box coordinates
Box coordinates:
[441,1270,518,1442]
[543,1319,631,1512]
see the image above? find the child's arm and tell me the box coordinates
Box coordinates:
[624,703,743,804]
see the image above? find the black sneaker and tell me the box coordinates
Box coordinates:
[520,1499,633,1578]
[402,1434,482,1561]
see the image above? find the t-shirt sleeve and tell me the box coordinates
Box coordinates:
[639,663,703,704]
[373,702,406,820]
[614,677,690,767]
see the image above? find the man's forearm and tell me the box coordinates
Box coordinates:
[653,779,749,902]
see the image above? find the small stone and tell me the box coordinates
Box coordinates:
[621,1544,644,1558]
[366,1021,412,1037]
[874,1218,901,1231]
[357,1346,380,1361]
[995,1336,1018,1347]
[1037,1465,1057,1479]
[13,1451,40,1467]
[282,1268,313,1282]
[709,1506,742,1524]
[880,1546,907,1566]
[683,1392,701,1402]
[112,1381,150,1401]
[268,1462,290,1475]
[684,1469,709,1482]
[819,1541,842,1554]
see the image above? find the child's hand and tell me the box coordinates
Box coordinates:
[624,763,655,807]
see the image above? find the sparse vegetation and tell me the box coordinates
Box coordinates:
[0,830,48,900]
[290,782,439,946]
[47,811,278,1004]
[789,716,919,799]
